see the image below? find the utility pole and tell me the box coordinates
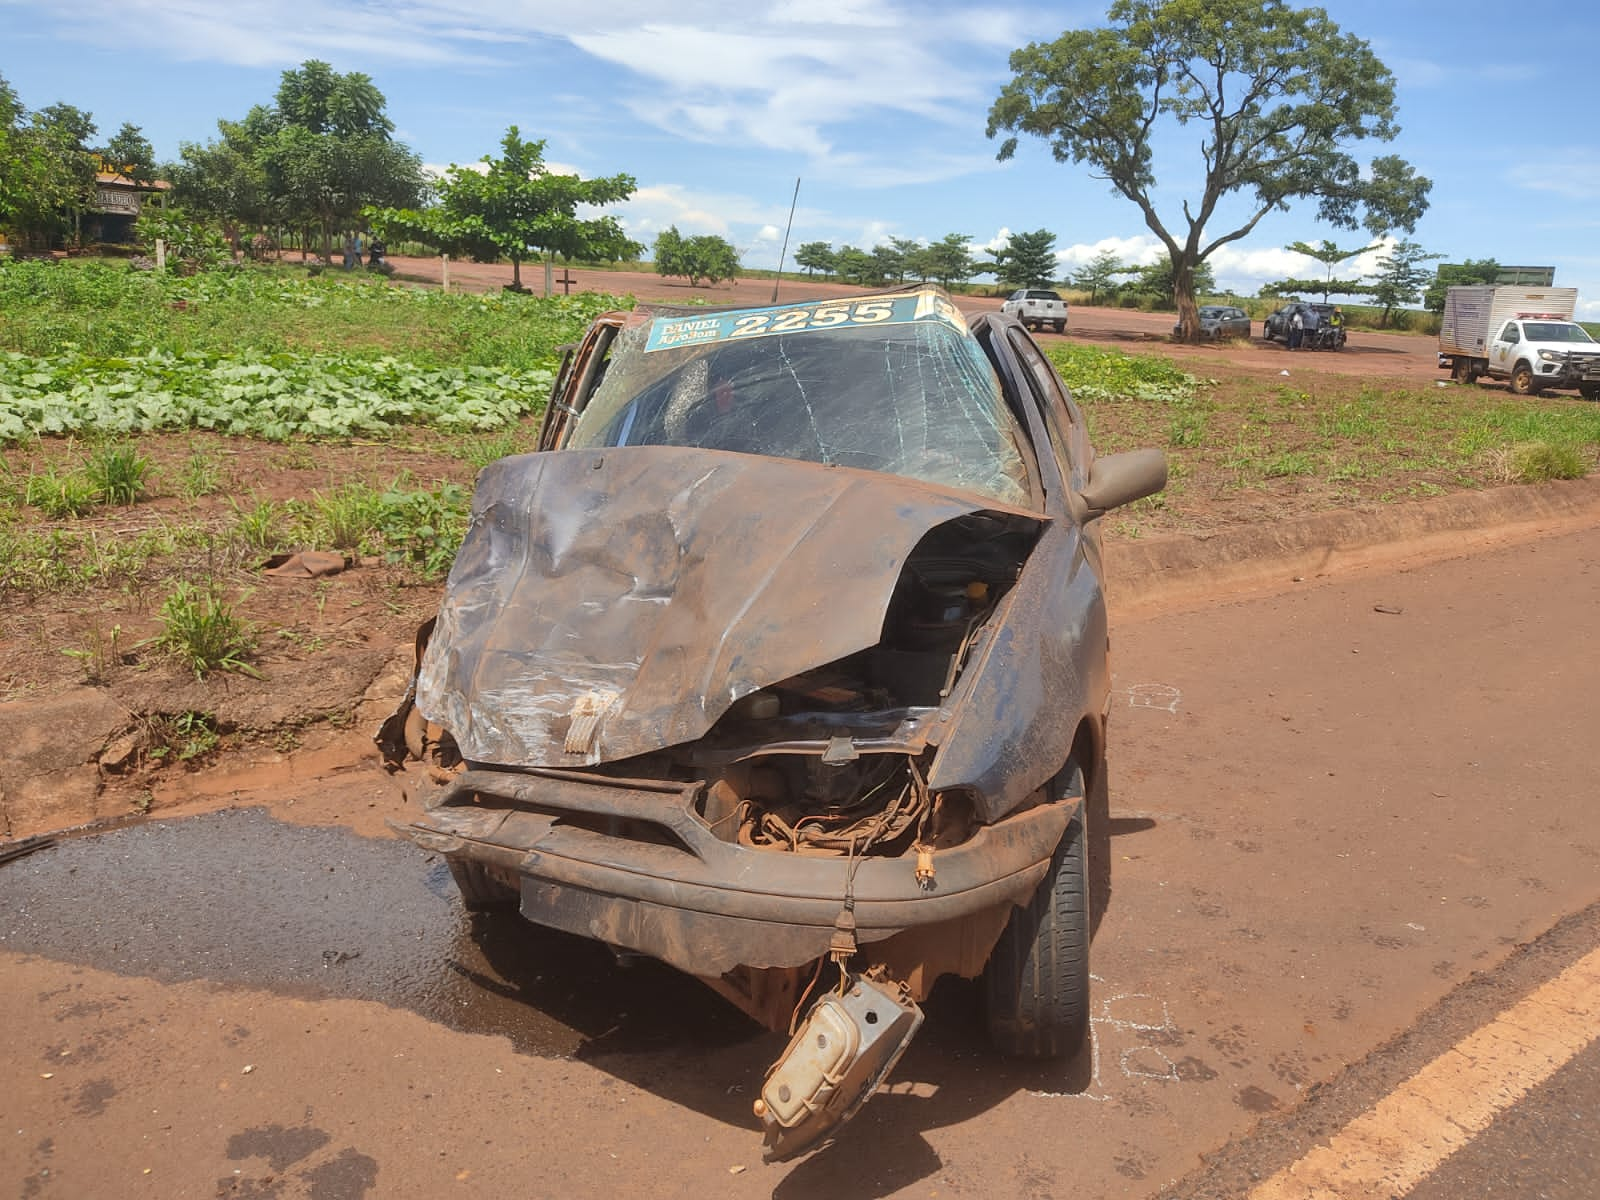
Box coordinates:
[770,177,801,304]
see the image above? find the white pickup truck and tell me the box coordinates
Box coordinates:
[1001,289,1068,334]
[1438,286,1600,399]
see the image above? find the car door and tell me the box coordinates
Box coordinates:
[1489,322,1520,375]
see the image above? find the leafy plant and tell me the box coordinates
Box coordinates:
[144,710,221,762]
[311,481,385,551]
[1497,441,1587,483]
[24,462,99,517]
[61,621,125,683]
[458,427,532,470]
[154,582,260,678]
[84,441,151,504]
[1045,344,1204,404]
[229,497,293,552]
[178,444,224,497]
[0,349,556,444]
[375,482,469,577]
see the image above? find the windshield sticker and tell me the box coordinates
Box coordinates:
[644,292,967,352]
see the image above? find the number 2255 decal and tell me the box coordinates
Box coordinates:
[728,300,896,339]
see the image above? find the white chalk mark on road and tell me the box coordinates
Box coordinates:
[1126,683,1182,713]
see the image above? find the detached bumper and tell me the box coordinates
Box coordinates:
[394,767,1070,976]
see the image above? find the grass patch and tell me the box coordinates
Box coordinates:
[153,582,259,678]
[85,441,151,505]
[1045,343,1206,404]
[143,711,223,763]
[178,444,224,498]
[24,462,100,517]
[1494,441,1588,482]
[0,259,625,370]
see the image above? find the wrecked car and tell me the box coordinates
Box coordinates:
[380,286,1166,1159]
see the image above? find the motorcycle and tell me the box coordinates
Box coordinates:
[1307,324,1346,351]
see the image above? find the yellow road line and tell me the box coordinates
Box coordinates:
[1249,945,1600,1200]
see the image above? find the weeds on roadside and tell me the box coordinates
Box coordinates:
[458,428,532,471]
[178,445,224,498]
[229,497,293,553]
[143,710,222,762]
[153,582,260,678]
[1493,441,1587,483]
[376,482,469,577]
[311,482,386,552]
[85,441,151,505]
[61,620,126,683]
[24,463,99,517]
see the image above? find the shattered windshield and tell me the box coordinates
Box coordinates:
[567,291,1033,508]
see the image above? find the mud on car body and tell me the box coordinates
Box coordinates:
[380,286,1165,1159]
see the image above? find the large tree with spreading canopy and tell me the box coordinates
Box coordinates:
[370,126,637,292]
[987,0,1431,340]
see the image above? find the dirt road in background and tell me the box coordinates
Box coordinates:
[386,254,1450,387]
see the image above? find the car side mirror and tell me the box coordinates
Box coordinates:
[1079,448,1168,518]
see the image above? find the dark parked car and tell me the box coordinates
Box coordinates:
[1175,304,1252,340]
[1263,301,1347,348]
[380,287,1166,1159]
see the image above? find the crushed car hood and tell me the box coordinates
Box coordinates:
[416,446,1042,767]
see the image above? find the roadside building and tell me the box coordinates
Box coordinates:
[87,170,170,245]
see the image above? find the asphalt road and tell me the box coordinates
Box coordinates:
[2,524,1597,1198]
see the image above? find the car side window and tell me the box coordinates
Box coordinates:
[1005,329,1082,488]
[1499,323,1520,344]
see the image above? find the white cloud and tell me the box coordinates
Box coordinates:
[47,0,1006,175]
[1509,152,1600,201]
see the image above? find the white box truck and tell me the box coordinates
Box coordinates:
[1438,286,1600,398]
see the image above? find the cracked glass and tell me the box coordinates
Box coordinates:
[567,292,1033,508]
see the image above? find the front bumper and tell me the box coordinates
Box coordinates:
[394,767,1070,976]
[1534,357,1600,385]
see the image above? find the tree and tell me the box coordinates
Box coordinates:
[370,126,637,291]
[1366,239,1441,326]
[922,233,977,288]
[1071,250,1132,305]
[988,0,1432,341]
[0,76,98,251]
[833,245,879,287]
[1286,238,1379,302]
[97,123,156,185]
[653,226,740,287]
[873,242,907,285]
[1260,277,1375,300]
[1424,258,1500,313]
[232,61,427,262]
[1130,257,1214,303]
[988,228,1059,290]
[171,116,276,250]
[794,241,835,277]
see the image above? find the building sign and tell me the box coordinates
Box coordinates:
[94,186,144,216]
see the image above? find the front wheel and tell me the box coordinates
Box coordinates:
[984,763,1091,1059]
[1510,363,1538,396]
[1579,382,1600,402]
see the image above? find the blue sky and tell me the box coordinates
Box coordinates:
[4,1,1597,316]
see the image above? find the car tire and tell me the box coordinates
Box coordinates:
[984,761,1091,1059]
[1054,321,1066,334]
[1262,326,1274,342]
[448,858,519,911]
[1510,363,1538,396]
[1580,383,1600,402]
